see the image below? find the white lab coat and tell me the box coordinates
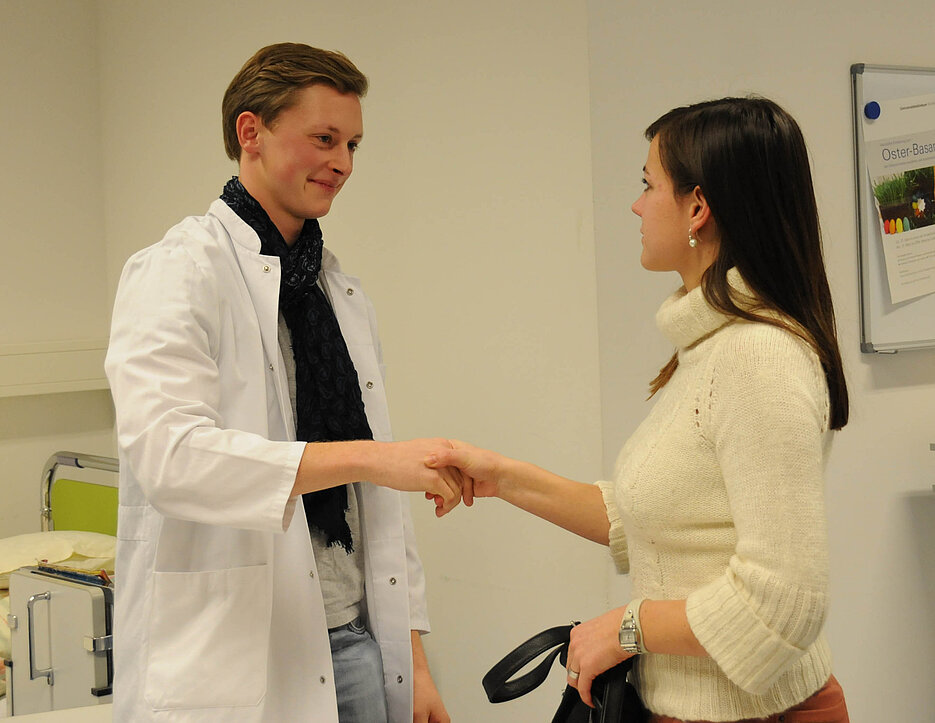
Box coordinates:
[104,199,429,722]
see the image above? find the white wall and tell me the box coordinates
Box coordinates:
[589,0,935,719]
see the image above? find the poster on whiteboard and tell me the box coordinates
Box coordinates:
[862,92,935,304]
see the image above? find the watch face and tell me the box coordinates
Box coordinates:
[619,614,640,652]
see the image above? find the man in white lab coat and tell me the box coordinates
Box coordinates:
[105,43,457,723]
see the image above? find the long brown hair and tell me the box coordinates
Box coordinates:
[645,97,848,430]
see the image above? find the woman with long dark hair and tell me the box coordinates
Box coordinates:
[429,97,850,722]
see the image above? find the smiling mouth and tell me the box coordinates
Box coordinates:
[311,179,337,192]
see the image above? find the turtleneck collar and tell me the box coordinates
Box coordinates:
[655,268,757,350]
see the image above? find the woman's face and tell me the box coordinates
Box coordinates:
[631,137,700,285]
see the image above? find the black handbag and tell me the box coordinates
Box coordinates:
[482,624,648,723]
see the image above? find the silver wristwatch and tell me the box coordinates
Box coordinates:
[618,599,645,655]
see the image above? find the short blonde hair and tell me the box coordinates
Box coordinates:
[221,43,368,161]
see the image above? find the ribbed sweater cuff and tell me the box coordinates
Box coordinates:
[686,569,826,695]
[596,480,629,574]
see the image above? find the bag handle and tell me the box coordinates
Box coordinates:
[482,624,573,703]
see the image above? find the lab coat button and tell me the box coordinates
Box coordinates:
[346,288,354,296]
[262,264,271,273]
[268,364,274,371]
[366,381,374,389]
[320,676,326,684]
[389,577,397,585]
[397,675,404,684]
[308,570,315,578]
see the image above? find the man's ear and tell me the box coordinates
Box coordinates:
[236,111,262,157]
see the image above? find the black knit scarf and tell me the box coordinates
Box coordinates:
[221,177,372,552]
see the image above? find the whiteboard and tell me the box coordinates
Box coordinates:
[851,63,935,352]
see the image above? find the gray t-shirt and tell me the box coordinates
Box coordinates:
[278,310,364,630]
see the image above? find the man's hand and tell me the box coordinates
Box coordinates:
[293,438,465,516]
[369,438,465,516]
[411,631,450,723]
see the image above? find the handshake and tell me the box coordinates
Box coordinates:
[375,438,503,517]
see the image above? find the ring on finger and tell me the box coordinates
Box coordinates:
[568,669,580,681]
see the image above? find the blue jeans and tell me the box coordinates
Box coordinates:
[329,617,389,723]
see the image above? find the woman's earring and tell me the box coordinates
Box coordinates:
[688,227,698,248]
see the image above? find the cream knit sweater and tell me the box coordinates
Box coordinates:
[597,274,834,722]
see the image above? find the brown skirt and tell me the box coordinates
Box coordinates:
[649,675,849,723]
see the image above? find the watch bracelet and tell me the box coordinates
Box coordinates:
[620,597,646,654]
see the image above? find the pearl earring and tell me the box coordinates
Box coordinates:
[688,227,698,248]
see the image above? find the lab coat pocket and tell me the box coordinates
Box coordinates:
[117,504,155,542]
[144,563,271,709]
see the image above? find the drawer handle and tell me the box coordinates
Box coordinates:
[27,591,54,686]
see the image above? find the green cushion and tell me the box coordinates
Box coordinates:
[50,478,118,536]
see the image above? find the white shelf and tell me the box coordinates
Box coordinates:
[0,340,109,398]
[2,703,112,721]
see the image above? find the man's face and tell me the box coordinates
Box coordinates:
[250,84,363,242]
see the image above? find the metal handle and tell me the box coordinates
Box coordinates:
[26,592,54,685]
[40,450,119,530]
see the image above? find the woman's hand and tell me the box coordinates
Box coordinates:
[565,608,632,708]
[423,439,508,507]
[424,442,611,544]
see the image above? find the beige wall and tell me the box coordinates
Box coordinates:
[0,1,115,538]
[3,0,934,719]
[0,0,108,345]
[589,0,935,719]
